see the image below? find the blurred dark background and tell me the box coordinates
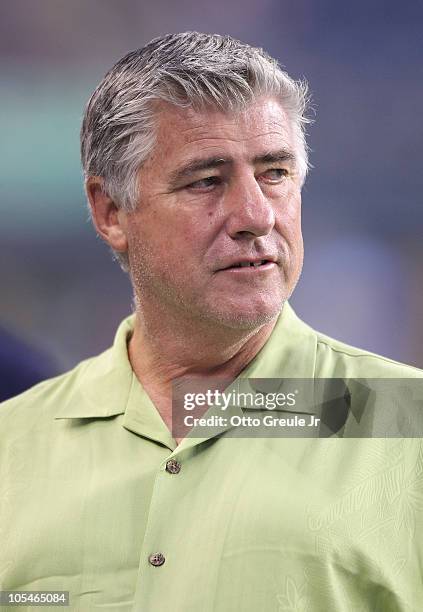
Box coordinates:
[1,0,422,397]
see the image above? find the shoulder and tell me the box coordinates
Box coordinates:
[280,304,423,379]
[0,349,112,432]
[0,314,135,433]
[313,327,423,379]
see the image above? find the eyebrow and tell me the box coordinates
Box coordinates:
[168,156,228,185]
[168,148,296,186]
[253,149,296,165]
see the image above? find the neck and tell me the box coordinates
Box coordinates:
[129,310,277,382]
[127,302,279,436]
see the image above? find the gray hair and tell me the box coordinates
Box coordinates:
[81,32,312,270]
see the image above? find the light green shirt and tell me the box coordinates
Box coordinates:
[1,304,423,611]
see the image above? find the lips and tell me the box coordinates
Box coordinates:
[231,260,269,268]
[218,257,277,271]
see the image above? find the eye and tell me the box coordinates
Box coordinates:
[260,168,289,182]
[186,176,221,191]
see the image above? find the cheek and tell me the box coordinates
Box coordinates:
[180,211,218,246]
[277,195,302,240]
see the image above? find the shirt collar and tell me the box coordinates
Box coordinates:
[54,316,134,420]
[240,301,316,380]
[54,302,317,437]
[175,303,318,453]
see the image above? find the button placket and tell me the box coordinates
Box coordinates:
[145,459,181,573]
[134,451,197,607]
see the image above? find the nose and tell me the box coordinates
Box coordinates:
[224,173,275,239]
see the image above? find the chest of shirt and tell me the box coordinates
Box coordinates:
[2,423,422,611]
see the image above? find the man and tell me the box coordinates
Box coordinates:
[1,32,422,611]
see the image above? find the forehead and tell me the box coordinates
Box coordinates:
[149,97,295,166]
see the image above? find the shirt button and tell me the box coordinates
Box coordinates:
[165,459,181,474]
[149,552,165,567]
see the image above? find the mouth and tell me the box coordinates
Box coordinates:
[230,259,270,269]
[218,258,277,272]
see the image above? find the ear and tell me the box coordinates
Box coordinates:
[85,177,128,253]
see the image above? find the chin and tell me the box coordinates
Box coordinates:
[208,302,284,331]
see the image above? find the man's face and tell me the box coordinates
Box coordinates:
[125,96,304,330]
